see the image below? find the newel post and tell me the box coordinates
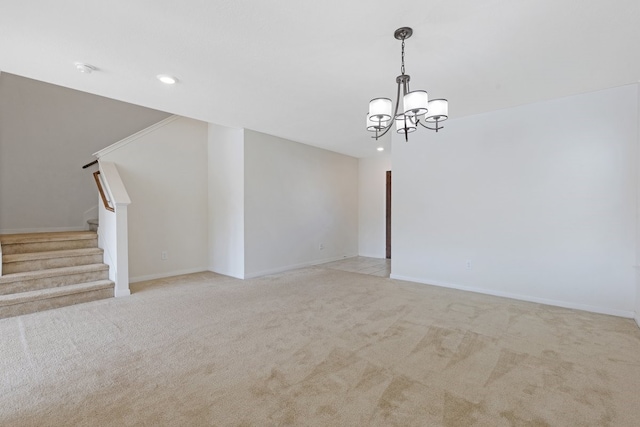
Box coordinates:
[96,161,131,297]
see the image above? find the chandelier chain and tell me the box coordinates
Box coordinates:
[401,38,405,75]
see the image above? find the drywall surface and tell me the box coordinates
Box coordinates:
[243,130,358,277]
[208,124,245,279]
[0,73,170,233]
[358,152,392,258]
[99,117,208,281]
[392,84,638,317]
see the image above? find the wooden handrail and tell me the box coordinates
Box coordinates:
[93,171,115,212]
[82,159,98,169]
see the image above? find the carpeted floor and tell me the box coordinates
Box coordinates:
[1,266,639,426]
[322,256,391,277]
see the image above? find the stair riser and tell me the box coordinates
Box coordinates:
[3,254,104,274]
[0,270,109,295]
[1,239,98,255]
[0,287,113,319]
[0,232,113,319]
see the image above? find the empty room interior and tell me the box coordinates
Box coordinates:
[1,1,640,425]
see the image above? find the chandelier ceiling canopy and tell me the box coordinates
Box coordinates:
[367,27,449,142]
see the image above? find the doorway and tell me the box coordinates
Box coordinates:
[386,170,391,259]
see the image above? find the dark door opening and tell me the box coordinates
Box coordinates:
[386,170,391,259]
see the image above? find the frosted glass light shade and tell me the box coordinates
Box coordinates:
[369,98,392,121]
[395,116,416,133]
[403,90,428,117]
[425,99,448,122]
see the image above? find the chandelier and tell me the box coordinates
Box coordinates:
[367,27,449,141]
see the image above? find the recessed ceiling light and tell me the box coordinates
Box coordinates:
[75,62,96,74]
[377,147,384,152]
[157,74,177,84]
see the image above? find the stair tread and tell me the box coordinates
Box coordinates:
[0,280,114,306]
[0,231,97,245]
[0,263,109,284]
[3,247,103,263]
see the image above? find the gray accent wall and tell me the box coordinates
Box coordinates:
[0,73,171,233]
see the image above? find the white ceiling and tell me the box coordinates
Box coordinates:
[1,0,639,158]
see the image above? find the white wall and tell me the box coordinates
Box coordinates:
[0,73,170,233]
[358,152,392,258]
[392,84,638,317]
[208,124,245,279]
[99,117,209,282]
[243,130,359,277]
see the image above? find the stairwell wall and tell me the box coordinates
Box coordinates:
[0,73,170,233]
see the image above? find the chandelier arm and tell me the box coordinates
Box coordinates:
[417,120,444,132]
[371,78,405,140]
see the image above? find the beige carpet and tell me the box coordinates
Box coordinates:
[1,267,639,426]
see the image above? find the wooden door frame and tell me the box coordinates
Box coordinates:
[386,170,391,259]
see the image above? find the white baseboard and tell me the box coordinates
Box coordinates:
[389,274,635,319]
[0,226,88,234]
[115,288,131,297]
[243,253,359,279]
[129,268,207,284]
[357,253,387,259]
[206,267,244,280]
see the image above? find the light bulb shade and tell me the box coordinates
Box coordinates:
[425,99,448,122]
[367,114,389,131]
[369,98,393,121]
[395,116,417,134]
[403,90,429,117]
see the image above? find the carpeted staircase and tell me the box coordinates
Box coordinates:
[0,231,114,319]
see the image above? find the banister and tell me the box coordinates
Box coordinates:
[93,171,114,212]
[95,160,131,297]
